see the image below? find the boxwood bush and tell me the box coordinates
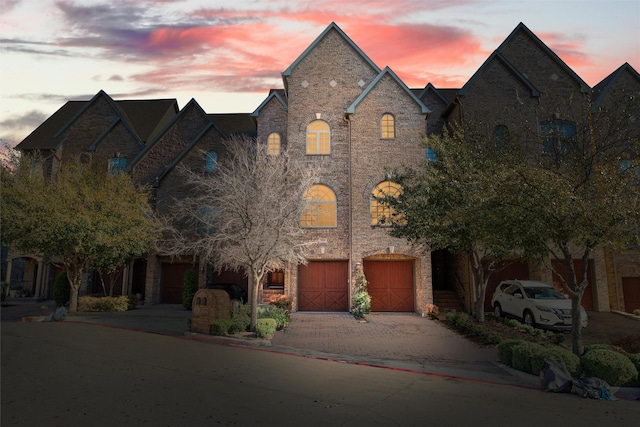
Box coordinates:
[497,339,527,365]
[210,318,233,335]
[510,341,581,377]
[581,349,638,387]
[256,318,277,339]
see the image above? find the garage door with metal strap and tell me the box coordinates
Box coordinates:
[364,260,414,312]
[298,261,348,311]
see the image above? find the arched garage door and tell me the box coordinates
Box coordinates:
[298,261,349,311]
[364,260,414,312]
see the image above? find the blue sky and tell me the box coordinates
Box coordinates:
[1,0,638,147]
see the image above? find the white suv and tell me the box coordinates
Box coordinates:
[491,280,588,330]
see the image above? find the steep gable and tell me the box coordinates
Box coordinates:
[129,99,220,185]
[497,22,589,93]
[281,22,380,95]
[592,63,640,109]
[346,67,429,115]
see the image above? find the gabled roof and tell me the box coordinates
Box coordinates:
[418,83,451,105]
[153,122,217,186]
[346,66,430,115]
[16,90,179,152]
[458,51,541,97]
[16,101,85,150]
[127,98,221,172]
[281,22,381,93]
[591,63,640,109]
[497,22,589,92]
[208,113,257,138]
[115,99,179,143]
[251,89,288,117]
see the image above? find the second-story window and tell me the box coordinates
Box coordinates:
[306,120,330,155]
[540,120,575,154]
[267,133,281,155]
[371,181,403,225]
[300,184,337,227]
[381,113,395,139]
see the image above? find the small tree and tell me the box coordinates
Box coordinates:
[164,136,320,330]
[507,92,640,355]
[351,268,371,320]
[386,124,536,321]
[1,155,160,313]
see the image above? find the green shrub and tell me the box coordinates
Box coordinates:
[583,343,613,354]
[627,354,640,386]
[444,313,502,345]
[581,349,639,387]
[126,294,137,310]
[351,268,371,319]
[509,342,580,376]
[210,318,233,336]
[182,269,198,310]
[498,339,527,365]
[229,304,251,333]
[258,306,289,330]
[268,295,294,319]
[77,295,130,312]
[256,318,277,339]
[53,271,71,307]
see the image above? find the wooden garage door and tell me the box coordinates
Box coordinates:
[298,261,349,311]
[622,277,640,313]
[364,260,414,312]
[161,263,196,304]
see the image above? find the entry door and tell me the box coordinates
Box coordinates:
[161,263,196,304]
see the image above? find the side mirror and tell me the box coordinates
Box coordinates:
[514,293,523,299]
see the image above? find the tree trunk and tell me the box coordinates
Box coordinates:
[469,251,486,322]
[571,294,584,356]
[248,267,266,331]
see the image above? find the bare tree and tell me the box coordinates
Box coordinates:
[164,136,320,330]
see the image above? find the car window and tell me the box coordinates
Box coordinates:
[525,286,565,299]
[503,284,521,296]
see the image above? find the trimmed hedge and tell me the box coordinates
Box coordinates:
[78,295,132,312]
[256,318,277,339]
[510,341,581,377]
[581,349,638,387]
[497,339,527,365]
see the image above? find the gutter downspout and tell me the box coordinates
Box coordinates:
[345,112,353,303]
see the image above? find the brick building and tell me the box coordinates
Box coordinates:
[7,22,639,315]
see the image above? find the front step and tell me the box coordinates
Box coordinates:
[433,290,465,314]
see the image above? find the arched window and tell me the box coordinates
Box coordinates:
[306,120,330,155]
[381,113,395,139]
[300,184,336,227]
[371,181,402,225]
[540,120,576,154]
[267,133,281,155]
[205,151,218,172]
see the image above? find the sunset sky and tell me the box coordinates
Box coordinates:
[1,0,639,147]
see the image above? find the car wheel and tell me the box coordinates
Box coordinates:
[523,310,535,327]
[493,303,503,318]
